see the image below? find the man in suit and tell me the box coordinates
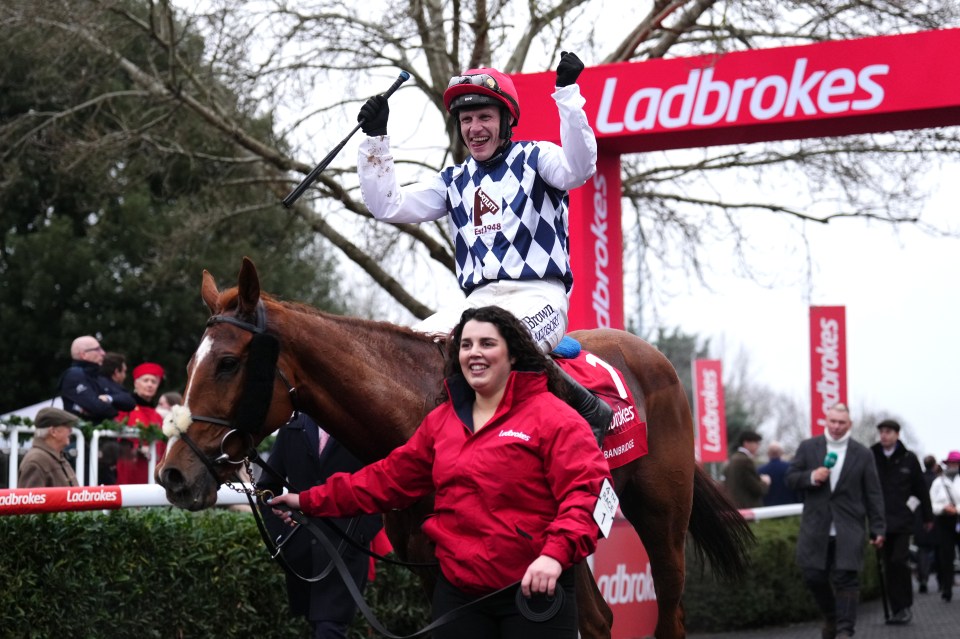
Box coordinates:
[723,430,770,508]
[259,413,384,638]
[786,403,885,639]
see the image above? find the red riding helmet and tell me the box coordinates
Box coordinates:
[443,68,521,126]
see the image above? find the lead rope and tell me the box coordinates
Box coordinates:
[283,506,565,638]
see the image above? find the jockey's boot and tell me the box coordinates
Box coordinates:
[553,364,613,448]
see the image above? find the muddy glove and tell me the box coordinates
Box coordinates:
[358,95,389,136]
[556,51,584,88]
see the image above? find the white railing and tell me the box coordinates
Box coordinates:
[1,425,160,489]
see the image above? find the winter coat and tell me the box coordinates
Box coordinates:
[723,449,769,508]
[258,413,383,624]
[18,439,78,488]
[871,440,933,534]
[59,360,133,422]
[299,370,611,594]
[786,435,885,572]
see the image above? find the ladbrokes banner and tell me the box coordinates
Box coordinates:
[693,359,727,463]
[511,28,960,331]
[809,306,847,437]
[512,28,960,150]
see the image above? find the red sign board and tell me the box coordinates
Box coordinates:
[512,28,960,151]
[809,306,847,437]
[509,29,960,330]
[693,359,727,462]
[0,486,122,515]
[567,154,624,330]
[592,517,658,638]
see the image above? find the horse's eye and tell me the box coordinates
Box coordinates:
[216,356,241,376]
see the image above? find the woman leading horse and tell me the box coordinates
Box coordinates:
[157,257,753,639]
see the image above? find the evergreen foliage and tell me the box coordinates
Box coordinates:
[0,1,344,413]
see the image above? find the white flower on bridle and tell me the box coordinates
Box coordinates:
[162,404,193,438]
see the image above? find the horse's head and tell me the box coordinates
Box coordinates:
[157,257,295,510]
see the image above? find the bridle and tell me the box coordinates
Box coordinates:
[171,298,564,635]
[175,301,298,496]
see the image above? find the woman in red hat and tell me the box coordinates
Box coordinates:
[116,362,166,484]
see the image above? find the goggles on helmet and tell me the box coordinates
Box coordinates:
[447,73,503,92]
[444,70,520,125]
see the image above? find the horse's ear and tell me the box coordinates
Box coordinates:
[201,270,220,314]
[237,257,261,315]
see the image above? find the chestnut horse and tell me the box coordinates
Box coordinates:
[157,258,752,639]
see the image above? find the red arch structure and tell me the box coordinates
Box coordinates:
[510,28,960,330]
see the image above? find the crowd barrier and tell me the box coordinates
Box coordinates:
[0,483,252,515]
[1,424,162,489]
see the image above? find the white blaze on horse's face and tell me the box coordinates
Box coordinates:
[183,334,215,412]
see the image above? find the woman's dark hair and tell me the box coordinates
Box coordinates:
[437,306,565,402]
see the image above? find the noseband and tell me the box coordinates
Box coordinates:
[176,302,297,489]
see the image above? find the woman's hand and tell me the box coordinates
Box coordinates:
[268,493,301,527]
[520,555,562,597]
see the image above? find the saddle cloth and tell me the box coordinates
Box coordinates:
[555,351,648,469]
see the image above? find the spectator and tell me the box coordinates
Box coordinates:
[354,53,612,447]
[116,362,165,484]
[786,403,885,639]
[100,351,128,385]
[270,306,611,639]
[870,419,933,624]
[930,450,960,603]
[915,454,942,594]
[97,440,120,486]
[18,407,79,488]
[258,413,383,639]
[59,335,135,423]
[156,391,183,420]
[98,352,135,403]
[758,441,798,506]
[723,430,770,508]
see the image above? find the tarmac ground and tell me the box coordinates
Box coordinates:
[688,575,960,638]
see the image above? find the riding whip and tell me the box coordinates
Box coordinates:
[282,70,411,208]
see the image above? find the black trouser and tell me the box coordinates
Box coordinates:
[881,531,913,613]
[430,569,578,639]
[934,514,960,599]
[802,538,861,636]
[915,542,937,589]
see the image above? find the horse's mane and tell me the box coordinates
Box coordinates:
[216,286,445,355]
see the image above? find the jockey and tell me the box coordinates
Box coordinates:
[356,52,612,446]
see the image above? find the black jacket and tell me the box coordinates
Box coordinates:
[258,413,383,624]
[871,440,933,534]
[58,360,133,422]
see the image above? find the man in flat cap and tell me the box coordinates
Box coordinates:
[871,418,933,625]
[18,407,79,488]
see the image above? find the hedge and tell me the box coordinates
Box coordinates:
[0,508,429,639]
[1,508,881,636]
[681,515,881,632]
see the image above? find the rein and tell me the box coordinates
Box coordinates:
[282,507,566,638]
[178,302,562,634]
[177,302,437,568]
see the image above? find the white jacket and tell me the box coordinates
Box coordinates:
[929,473,960,515]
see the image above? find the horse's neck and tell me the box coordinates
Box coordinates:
[284,308,445,459]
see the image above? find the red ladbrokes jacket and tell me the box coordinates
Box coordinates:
[299,370,611,594]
